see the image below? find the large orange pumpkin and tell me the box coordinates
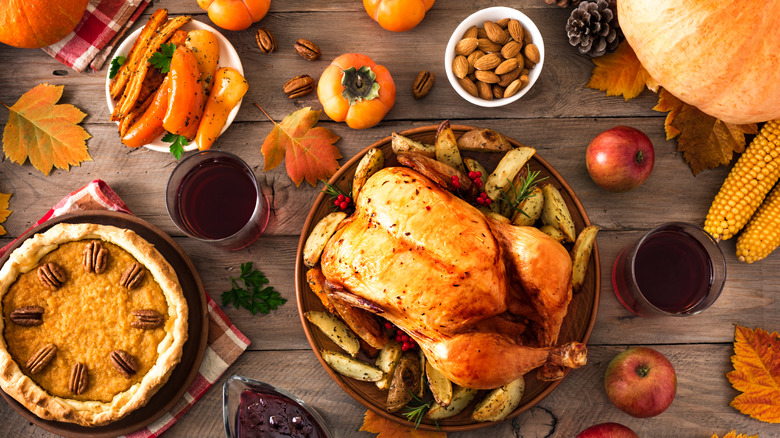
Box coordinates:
[0,0,89,49]
[619,0,780,124]
[197,0,270,31]
[363,0,435,32]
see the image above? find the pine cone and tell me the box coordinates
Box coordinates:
[545,0,582,7]
[566,0,622,57]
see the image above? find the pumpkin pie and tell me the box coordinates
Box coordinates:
[0,223,188,426]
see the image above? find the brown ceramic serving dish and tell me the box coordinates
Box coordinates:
[295,125,600,432]
[0,211,209,438]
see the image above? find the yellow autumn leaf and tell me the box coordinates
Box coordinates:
[586,41,655,101]
[0,192,11,236]
[711,431,758,438]
[727,325,780,423]
[360,410,447,438]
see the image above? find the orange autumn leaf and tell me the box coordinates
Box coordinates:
[587,41,656,101]
[0,192,11,236]
[727,325,780,423]
[258,105,341,187]
[711,431,758,438]
[2,83,91,176]
[360,410,447,438]
[653,89,758,175]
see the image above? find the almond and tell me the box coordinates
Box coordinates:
[484,21,508,45]
[477,27,487,39]
[462,25,479,39]
[455,38,478,56]
[477,38,502,54]
[466,50,484,74]
[524,43,541,65]
[501,40,523,59]
[495,58,519,75]
[492,84,505,99]
[503,78,523,98]
[508,19,525,43]
[496,18,511,29]
[498,68,521,87]
[452,55,469,79]
[523,54,536,70]
[523,28,533,45]
[474,53,502,71]
[475,70,500,84]
[458,77,479,97]
[477,81,493,100]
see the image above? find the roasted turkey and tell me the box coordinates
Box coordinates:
[320,166,587,389]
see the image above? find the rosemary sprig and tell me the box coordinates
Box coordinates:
[322,181,351,199]
[322,182,354,212]
[402,398,433,429]
[499,165,547,218]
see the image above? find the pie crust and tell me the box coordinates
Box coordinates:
[0,223,188,426]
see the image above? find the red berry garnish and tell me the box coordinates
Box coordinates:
[395,334,403,342]
[474,179,483,188]
[476,197,485,205]
[401,343,410,351]
[475,171,482,178]
[337,194,345,202]
[339,201,349,210]
[401,334,410,342]
[485,198,492,205]
[345,197,352,204]
[384,322,393,330]
[334,199,340,206]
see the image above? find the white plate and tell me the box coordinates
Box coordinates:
[105,20,244,153]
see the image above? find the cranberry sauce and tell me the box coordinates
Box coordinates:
[236,388,325,438]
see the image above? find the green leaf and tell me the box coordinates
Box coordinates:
[222,263,287,315]
[162,132,188,160]
[150,43,176,74]
[109,55,126,79]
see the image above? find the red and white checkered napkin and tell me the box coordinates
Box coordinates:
[42,0,150,73]
[0,180,251,438]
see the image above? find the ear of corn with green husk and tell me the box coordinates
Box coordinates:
[704,119,780,241]
[736,183,780,263]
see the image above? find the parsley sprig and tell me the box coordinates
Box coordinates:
[150,43,176,73]
[221,262,287,315]
[499,165,547,218]
[162,132,188,160]
[109,55,126,79]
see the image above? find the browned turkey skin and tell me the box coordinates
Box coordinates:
[320,166,586,389]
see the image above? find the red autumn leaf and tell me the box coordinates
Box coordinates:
[726,325,780,423]
[2,83,92,175]
[258,105,341,187]
[359,410,447,438]
[586,41,657,101]
[0,192,11,236]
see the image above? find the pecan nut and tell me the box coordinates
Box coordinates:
[294,38,321,61]
[255,28,276,54]
[120,263,145,289]
[110,350,138,378]
[10,306,44,326]
[38,262,66,289]
[27,343,57,374]
[69,363,88,395]
[283,75,315,99]
[131,309,164,329]
[412,70,435,99]
[83,240,108,274]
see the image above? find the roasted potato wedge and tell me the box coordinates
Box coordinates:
[321,350,384,382]
[391,132,435,158]
[435,121,466,173]
[375,341,403,390]
[539,224,566,242]
[486,211,511,223]
[571,225,599,292]
[456,128,512,152]
[305,311,361,357]
[541,183,576,243]
[329,295,390,349]
[303,211,347,267]
[427,386,477,420]
[305,268,338,315]
[463,157,488,187]
[397,152,472,193]
[511,186,544,226]
[353,148,385,201]
[485,147,535,201]
[386,352,422,413]
[471,377,525,422]
[426,361,453,407]
[417,349,426,398]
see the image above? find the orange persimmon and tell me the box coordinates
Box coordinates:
[122,76,171,148]
[317,53,395,130]
[197,0,270,31]
[363,0,434,32]
[163,46,205,140]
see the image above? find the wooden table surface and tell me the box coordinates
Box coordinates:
[1,1,777,437]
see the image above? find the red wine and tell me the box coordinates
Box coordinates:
[177,159,257,240]
[633,229,713,313]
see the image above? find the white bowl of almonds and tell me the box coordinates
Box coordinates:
[445,7,544,107]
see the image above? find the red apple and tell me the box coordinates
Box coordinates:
[605,347,676,418]
[577,422,638,438]
[586,126,654,192]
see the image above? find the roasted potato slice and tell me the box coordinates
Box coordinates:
[305,311,361,357]
[541,183,576,243]
[303,211,347,267]
[375,341,403,390]
[511,186,544,226]
[353,148,385,201]
[391,132,435,158]
[397,152,472,193]
[485,147,535,201]
[471,377,525,422]
[321,350,384,382]
[571,225,599,292]
[425,361,453,407]
[486,211,510,223]
[456,128,512,152]
[435,121,466,173]
[427,386,477,420]
[386,352,422,413]
[539,224,566,242]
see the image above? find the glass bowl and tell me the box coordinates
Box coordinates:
[222,375,333,438]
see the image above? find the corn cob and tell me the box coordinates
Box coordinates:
[736,183,780,263]
[704,119,780,240]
